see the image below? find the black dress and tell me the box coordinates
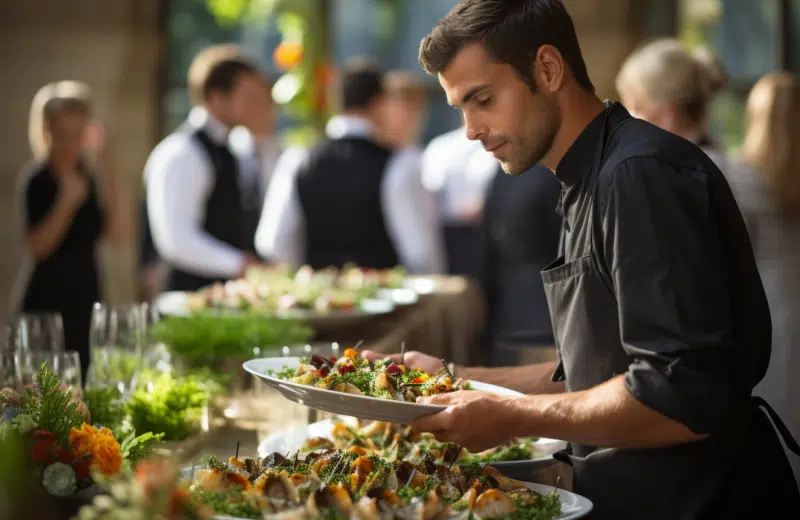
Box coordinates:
[21,163,103,381]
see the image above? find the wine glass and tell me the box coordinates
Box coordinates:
[88,303,145,398]
[8,312,64,354]
[13,350,82,389]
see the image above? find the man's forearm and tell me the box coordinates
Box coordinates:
[457,361,565,395]
[511,375,706,449]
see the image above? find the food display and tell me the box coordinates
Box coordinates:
[300,420,541,466]
[185,264,408,314]
[189,450,562,519]
[270,350,470,401]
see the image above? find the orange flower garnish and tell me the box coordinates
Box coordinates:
[69,424,122,476]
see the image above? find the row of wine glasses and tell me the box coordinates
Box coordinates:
[1,302,165,398]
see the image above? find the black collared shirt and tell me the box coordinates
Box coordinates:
[544,103,789,519]
[555,102,770,434]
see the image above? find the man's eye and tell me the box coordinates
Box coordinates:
[476,97,492,107]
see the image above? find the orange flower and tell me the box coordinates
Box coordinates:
[68,424,122,476]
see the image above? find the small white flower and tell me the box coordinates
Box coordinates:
[42,462,77,497]
[93,494,116,511]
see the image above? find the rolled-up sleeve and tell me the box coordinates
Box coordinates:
[599,156,740,435]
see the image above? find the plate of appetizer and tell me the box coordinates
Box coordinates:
[258,418,567,471]
[154,264,406,324]
[243,352,523,425]
[183,448,592,519]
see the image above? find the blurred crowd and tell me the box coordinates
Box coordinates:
[9,37,800,479]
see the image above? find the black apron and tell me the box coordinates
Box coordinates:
[541,105,800,519]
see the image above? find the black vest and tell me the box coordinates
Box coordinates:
[296,137,399,270]
[166,128,260,291]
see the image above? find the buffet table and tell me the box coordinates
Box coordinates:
[311,275,488,366]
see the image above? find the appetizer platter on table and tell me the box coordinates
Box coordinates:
[258,418,567,471]
[182,448,593,519]
[155,264,414,324]
[243,351,523,424]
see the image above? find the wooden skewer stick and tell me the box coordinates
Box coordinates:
[448,445,463,469]
[405,467,417,488]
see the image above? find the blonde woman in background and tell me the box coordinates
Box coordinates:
[14,81,123,380]
[615,38,728,163]
[732,72,800,484]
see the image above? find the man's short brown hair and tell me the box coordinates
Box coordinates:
[187,44,259,105]
[419,0,594,94]
[384,70,427,110]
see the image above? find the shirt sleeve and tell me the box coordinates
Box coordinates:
[382,148,446,275]
[145,136,245,278]
[254,146,307,268]
[599,156,740,435]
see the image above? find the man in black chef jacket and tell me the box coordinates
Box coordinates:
[362,1,800,518]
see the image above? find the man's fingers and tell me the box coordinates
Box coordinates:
[411,406,456,433]
[417,393,460,406]
[360,350,401,363]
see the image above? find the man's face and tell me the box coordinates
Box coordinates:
[239,78,275,137]
[382,96,425,148]
[439,43,561,174]
[216,72,266,128]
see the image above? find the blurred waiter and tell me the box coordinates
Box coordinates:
[482,163,562,365]
[256,59,443,274]
[421,125,496,277]
[144,44,269,291]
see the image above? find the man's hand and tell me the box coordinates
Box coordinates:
[361,349,444,376]
[237,253,266,278]
[410,391,522,452]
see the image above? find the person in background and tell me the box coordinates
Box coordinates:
[144,44,269,292]
[256,59,444,274]
[733,72,800,484]
[14,81,124,379]
[229,73,282,219]
[615,38,728,163]
[481,160,562,366]
[421,123,496,277]
[378,70,428,150]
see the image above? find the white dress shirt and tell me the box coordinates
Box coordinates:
[255,115,445,274]
[144,107,248,278]
[421,126,498,224]
[228,126,282,204]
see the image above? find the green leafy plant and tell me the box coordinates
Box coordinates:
[19,363,84,443]
[150,312,313,366]
[126,374,209,441]
[83,387,126,434]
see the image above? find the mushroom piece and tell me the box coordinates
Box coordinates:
[334,382,364,395]
[253,472,300,503]
[473,488,517,518]
[481,466,528,490]
[262,452,287,469]
[305,437,336,451]
[307,483,353,516]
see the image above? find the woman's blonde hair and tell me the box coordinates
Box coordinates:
[28,80,92,159]
[616,38,727,126]
[740,72,800,217]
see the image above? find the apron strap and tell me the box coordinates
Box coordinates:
[751,395,800,456]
